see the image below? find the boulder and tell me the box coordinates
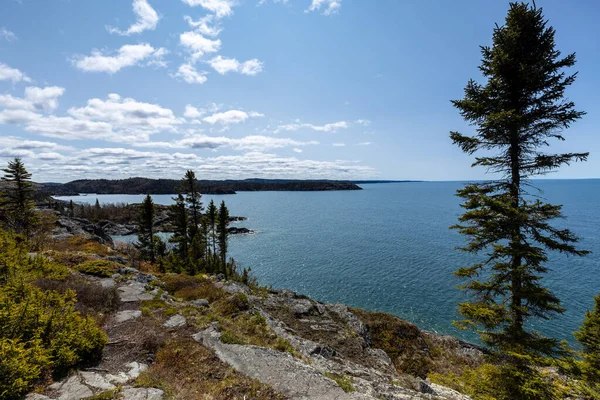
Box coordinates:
[191,299,209,307]
[164,314,186,328]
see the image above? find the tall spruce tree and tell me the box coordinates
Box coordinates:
[168,193,188,261]
[0,158,38,237]
[217,201,229,274]
[137,194,156,262]
[451,2,588,361]
[182,170,204,268]
[207,199,218,257]
[574,293,600,384]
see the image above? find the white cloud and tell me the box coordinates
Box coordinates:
[173,63,208,84]
[332,143,345,147]
[0,28,17,41]
[19,148,378,182]
[184,15,222,37]
[0,136,72,152]
[67,93,183,132]
[184,105,203,119]
[107,0,160,36]
[207,56,264,76]
[307,0,342,15]
[0,93,182,143]
[203,109,263,125]
[292,148,302,153]
[274,121,348,134]
[145,134,318,151]
[357,141,372,146]
[207,55,239,74]
[0,62,31,83]
[0,86,65,112]
[240,59,264,75]
[24,86,65,111]
[355,119,371,126]
[73,44,167,73]
[181,0,236,19]
[180,31,221,61]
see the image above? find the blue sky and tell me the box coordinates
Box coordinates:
[0,0,598,182]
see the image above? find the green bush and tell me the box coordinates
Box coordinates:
[75,259,118,277]
[0,229,107,399]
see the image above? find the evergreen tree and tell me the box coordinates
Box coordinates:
[168,193,188,261]
[574,293,600,384]
[68,200,74,218]
[207,199,218,257]
[0,158,38,237]
[137,194,156,262]
[451,1,588,362]
[182,170,204,265]
[94,198,101,220]
[217,201,229,274]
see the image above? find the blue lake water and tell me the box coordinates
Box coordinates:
[54,180,600,344]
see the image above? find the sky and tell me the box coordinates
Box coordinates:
[0,0,598,183]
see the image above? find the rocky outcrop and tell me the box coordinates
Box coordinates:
[52,216,114,245]
[27,262,473,400]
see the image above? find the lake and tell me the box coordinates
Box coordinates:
[54,180,600,344]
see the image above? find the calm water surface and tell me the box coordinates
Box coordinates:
[55,180,600,344]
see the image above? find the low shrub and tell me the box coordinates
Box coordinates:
[353,309,433,378]
[75,260,118,277]
[47,236,111,255]
[324,373,355,393]
[34,275,120,316]
[213,293,250,316]
[0,284,107,398]
[0,229,107,399]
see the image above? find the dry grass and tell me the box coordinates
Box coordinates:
[43,250,97,267]
[353,308,485,380]
[135,337,286,400]
[34,275,120,323]
[101,317,168,372]
[46,236,112,255]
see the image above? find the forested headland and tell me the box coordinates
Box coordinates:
[39,177,362,196]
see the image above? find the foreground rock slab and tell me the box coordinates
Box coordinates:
[194,325,394,400]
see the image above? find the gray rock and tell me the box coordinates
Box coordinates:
[114,310,142,323]
[164,314,186,328]
[118,266,139,275]
[289,298,316,316]
[216,273,226,281]
[367,348,393,367]
[191,298,209,307]
[133,272,156,284]
[121,387,164,400]
[193,325,373,400]
[327,303,371,346]
[53,375,93,400]
[100,278,116,288]
[217,281,251,295]
[118,282,154,302]
[52,216,114,245]
[126,361,148,379]
[79,371,115,391]
[25,395,51,400]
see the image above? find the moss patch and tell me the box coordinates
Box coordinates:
[75,260,118,277]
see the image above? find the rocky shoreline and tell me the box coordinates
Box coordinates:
[50,212,255,245]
